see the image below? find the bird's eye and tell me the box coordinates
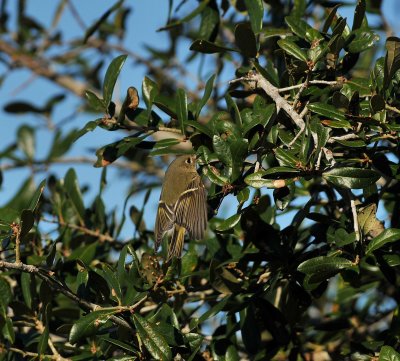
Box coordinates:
[185,157,192,164]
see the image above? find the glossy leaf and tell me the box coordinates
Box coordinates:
[379,345,400,361]
[277,39,308,62]
[285,16,323,42]
[103,54,128,108]
[64,168,85,223]
[132,313,172,360]
[85,90,105,111]
[69,308,118,344]
[196,73,216,119]
[298,256,354,275]
[322,167,380,189]
[365,229,400,255]
[244,0,263,34]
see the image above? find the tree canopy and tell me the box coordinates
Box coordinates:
[1,0,400,360]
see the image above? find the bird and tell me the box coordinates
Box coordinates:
[154,154,207,261]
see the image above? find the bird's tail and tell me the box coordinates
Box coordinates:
[167,224,186,261]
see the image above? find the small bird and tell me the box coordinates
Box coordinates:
[154,154,207,261]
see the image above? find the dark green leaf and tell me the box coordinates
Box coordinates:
[285,16,323,42]
[20,209,34,238]
[190,39,236,54]
[132,313,172,361]
[0,278,12,308]
[64,168,85,223]
[69,309,118,344]
[216,214,241,232]
[365,229,400,255]
[244,0,263,34]
[322,167,379,189]
[28,179,46,211]
[37,325,49,355]
[85,91,105,111]
[21,273,32,309]
[83,0,123,43]
[347,29,379,53]
[103,54,128,108]
[196,74,216,119]
[298,256,354,275]
[308,102,347,123]
[352,0,366,30]
[277,39,308,62]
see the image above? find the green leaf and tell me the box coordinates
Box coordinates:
[347,29,379,53]
[21,272,32,309]
[37,325,49,355]
[322,167,380,189]
[379,345,400,361]
[365,229,400,255]
[159,0,210,31]
[17,125,35,160]
[352,0,366,31]
[216,214,241,232]
[186,120,213,138]
[20,209,34,238]
[83,0,123,43]
[244,172,281,189]
[285,16,323,42]
[0,278,12,308]
[277,39,308,62]
[99,336,137,354]
[213,135,232,166]
[132,313,172,361]
[298,256,354,275]
[244,0,263,34]
[142,76,159,116]
[71,120,100,144]
[69,308,119,344]
[190,39,236,54]
[85,90,105,111]
[196,73,216,119]
[103,54,128,108]
[203,165,229,186]
[28,179,46,211]
[242,103,275,135]
[64,168,85,223]
[176,88,188,135]
[198,296,230,323]
[308,102,347,123]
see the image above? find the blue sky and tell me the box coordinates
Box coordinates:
[0,0,399,239]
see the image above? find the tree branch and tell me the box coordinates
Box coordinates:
[0,260,134,331]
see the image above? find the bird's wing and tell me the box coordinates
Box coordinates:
[154,201,174,250]
[174,177,207,240]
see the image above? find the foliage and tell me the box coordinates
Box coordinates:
[1,0,400,360]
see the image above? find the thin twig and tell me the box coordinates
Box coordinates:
[278,80,340,93]
[231,73,306,130]
[385,104,400,115]
[0,260,134,331]
[42,217,115,243]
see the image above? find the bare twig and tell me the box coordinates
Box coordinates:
[0,261,134,331]
[278,80,341,93]
[328,133,360,144]
[42,217,116,243]
[385,104,400,115]
[231,73,306,130]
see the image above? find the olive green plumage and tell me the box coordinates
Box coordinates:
[154,154,207,260]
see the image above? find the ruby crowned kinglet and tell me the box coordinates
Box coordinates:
[154,154,207,260]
